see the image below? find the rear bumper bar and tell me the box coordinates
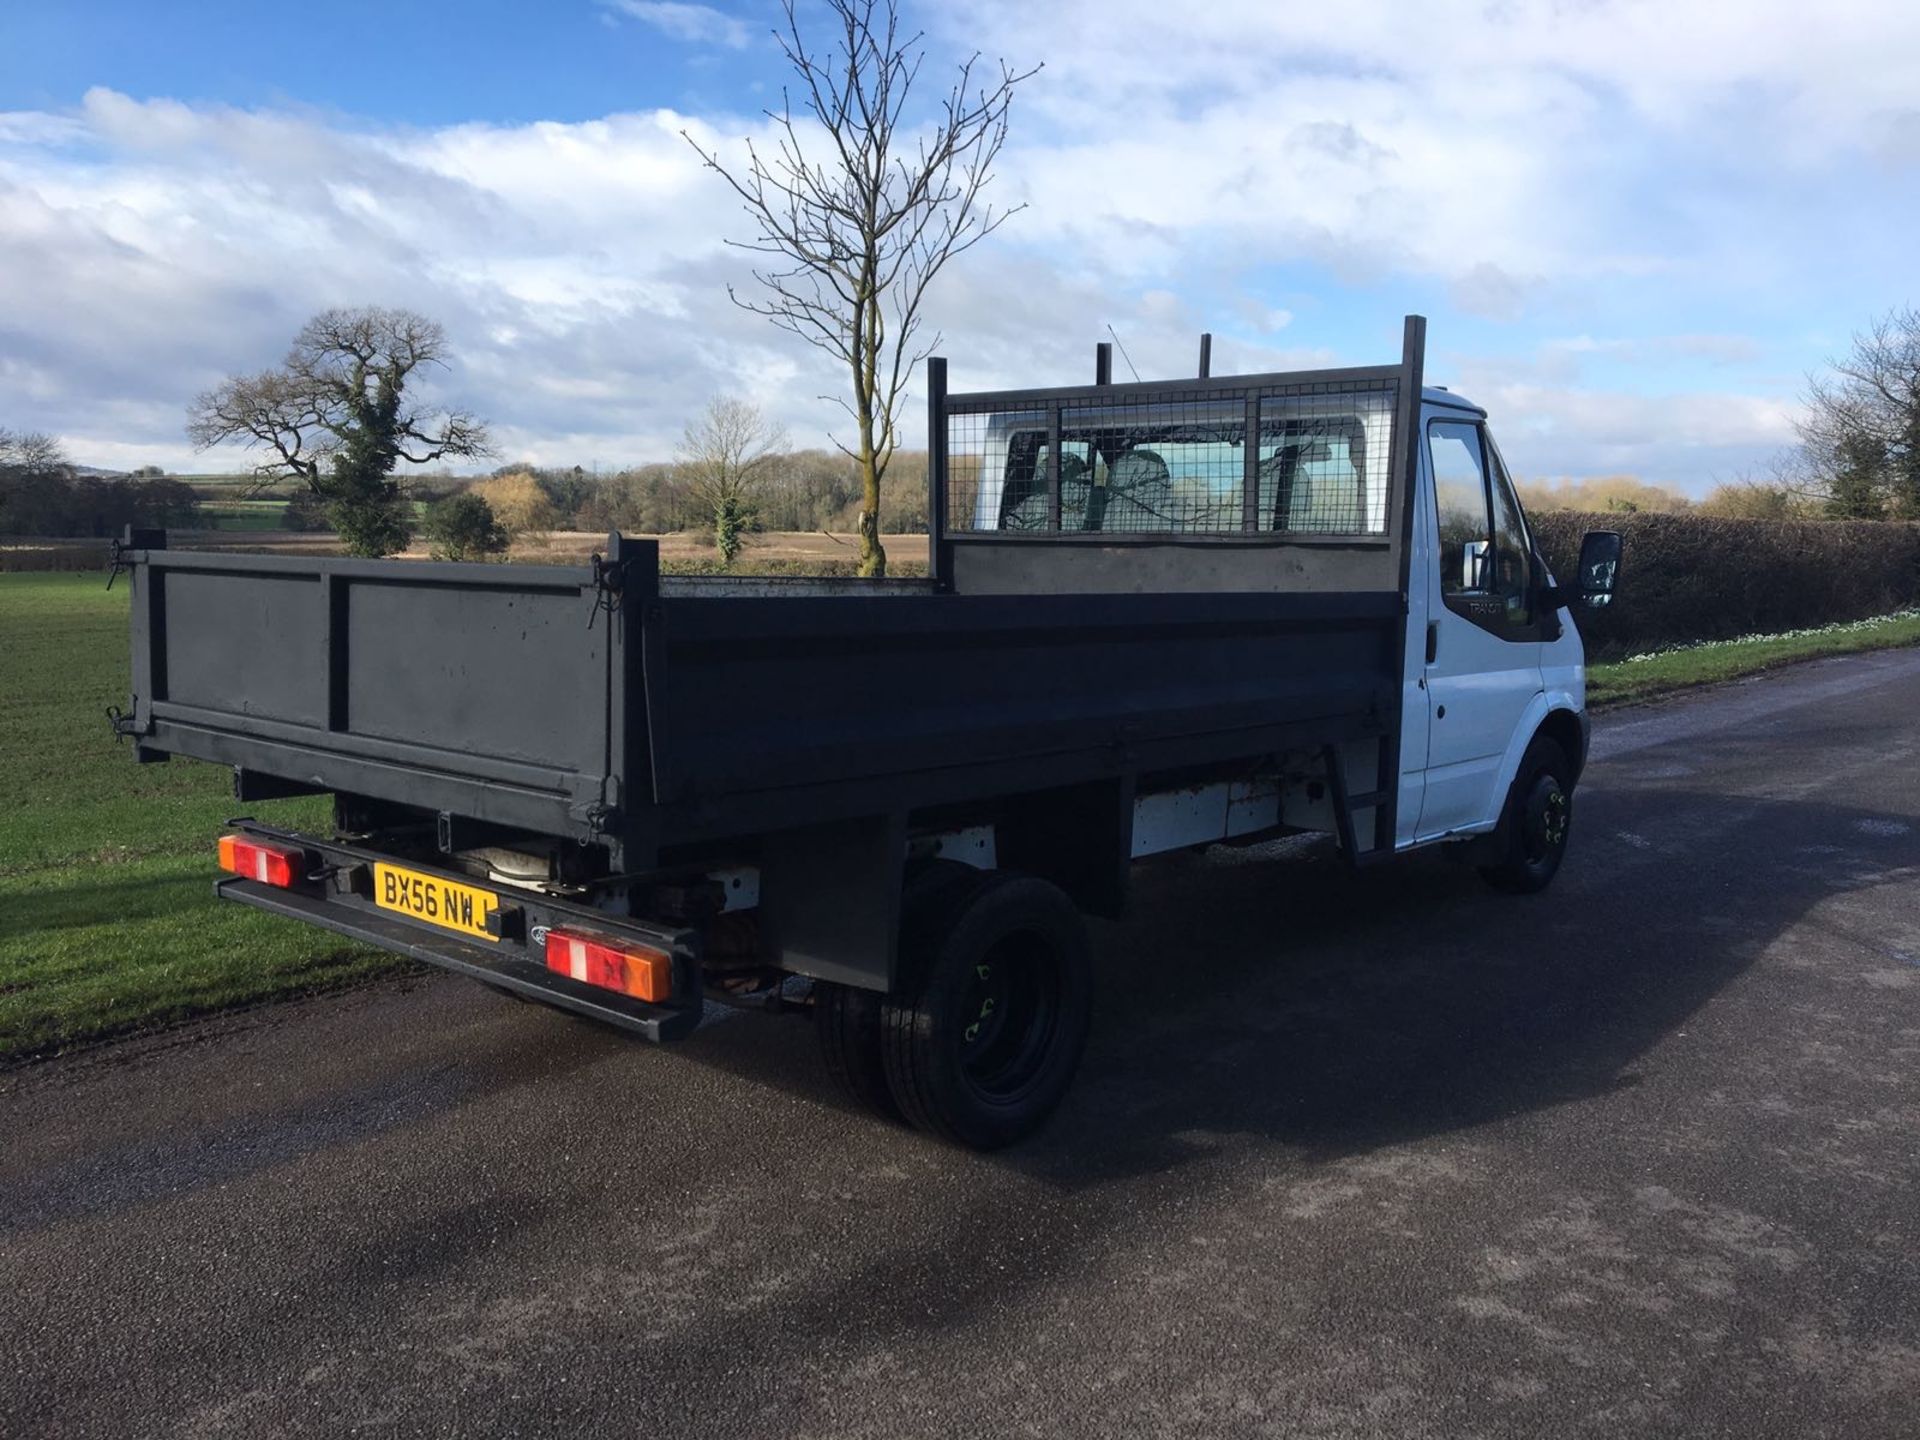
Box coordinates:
[215,826,705,1043]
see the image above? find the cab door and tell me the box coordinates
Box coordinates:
[1416,417,1544,839]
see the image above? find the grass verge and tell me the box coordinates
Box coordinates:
[1,573,393,1061]
[1588,609,1920,707]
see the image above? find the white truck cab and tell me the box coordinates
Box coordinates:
[959,372,1619,894]
[1398,386,1593,860]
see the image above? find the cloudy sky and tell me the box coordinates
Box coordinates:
[3,0,1917,489]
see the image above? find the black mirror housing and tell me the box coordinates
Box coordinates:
[1576,530,1622,608]
[1539,530,1623,615]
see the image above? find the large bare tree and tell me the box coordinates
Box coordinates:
[1799,306,1920,520]
[678,395,787,565]
[685,0,1036,576]
[188,307,491,556]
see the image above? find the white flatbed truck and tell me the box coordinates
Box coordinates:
[117,316,1621,1147]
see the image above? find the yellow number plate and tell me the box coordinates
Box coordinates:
[372,863,500,943]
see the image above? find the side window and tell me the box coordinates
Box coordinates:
[1484,436,1533,626]
[1428,421,1491,596]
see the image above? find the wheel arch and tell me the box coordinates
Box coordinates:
[1458,691,1585,839]
[1535,704,1589,785]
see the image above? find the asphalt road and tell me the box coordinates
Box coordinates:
[5,650,1920,1438]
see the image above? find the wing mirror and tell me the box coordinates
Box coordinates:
[1541,530,1622,612]
[1575,530,1622,608]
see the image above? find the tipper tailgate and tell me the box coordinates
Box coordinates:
[119,535,638,843]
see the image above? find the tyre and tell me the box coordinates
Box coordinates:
[881,872,1093,1150]
[814,980,900,1120]
[810,861,975,1123]
[1479,736,1574,894]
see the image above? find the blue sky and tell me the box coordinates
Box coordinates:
[4,0,1918,488]
[0,1,781,127]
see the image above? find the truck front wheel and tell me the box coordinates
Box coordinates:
[1479,736,1574,894]
[881,872,1092,1150]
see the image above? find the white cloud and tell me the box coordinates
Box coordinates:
[1451,366,1802,489]
[943,0,1920,151]
[4,0,1919,485]
[1530,333,1767,384]
[0,87,1360,473]
[602,1,751,50]
[947,0,1920,304]
[1450,264,1535,324]
[1234,301,1294,335]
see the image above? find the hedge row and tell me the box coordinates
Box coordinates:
[1529,511,1920,659]
[0,538,109,572]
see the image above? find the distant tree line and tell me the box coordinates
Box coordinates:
[1515,474,1830,520]
[0,422,940,550]
[64,300,1918,551]
[490,441,931,541]
[0,430,200,536]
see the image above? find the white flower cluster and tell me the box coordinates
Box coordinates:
[1622,609,1920,664]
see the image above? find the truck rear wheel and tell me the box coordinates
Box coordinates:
[1479,736,1573,894]
[811,862,977,1122]
[881,872,1092,1150]
[814,981,900,1120]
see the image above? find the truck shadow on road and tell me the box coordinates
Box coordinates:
[549,780,1920,1384]
[689,782,1919,1186]
[1042,782,1917,1183]
[11,783,1909,1269]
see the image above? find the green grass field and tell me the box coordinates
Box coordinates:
[1587,609,1920,706]
[0,574,392,1060]
[3,572,1917,1060]
[195,499,292,530]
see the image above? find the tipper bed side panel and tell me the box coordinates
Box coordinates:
[643,589,1401,814]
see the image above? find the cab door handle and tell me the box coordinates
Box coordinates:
[1426,622,1438,665]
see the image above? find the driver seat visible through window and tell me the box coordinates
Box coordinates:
[1261,437,1364,533]
[1001,450,1090,530]
[1100,449,1173,532]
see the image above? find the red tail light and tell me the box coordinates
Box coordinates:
[217,834,305,888]
[543,928,673,1003]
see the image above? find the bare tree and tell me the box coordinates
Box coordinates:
[684,0,1036,576]
[678,396,787,565]
[188,307,492,556]
[1799,306,1920,519]
[0,428,72,534]
[0,428,71,477]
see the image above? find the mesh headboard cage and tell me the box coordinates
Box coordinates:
[925,317,1428,593]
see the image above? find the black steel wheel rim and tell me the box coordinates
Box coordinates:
[1523,775,1569,866]
[957,930,1061,1102]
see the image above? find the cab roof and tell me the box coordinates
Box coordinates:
[1423,385,1486,417]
